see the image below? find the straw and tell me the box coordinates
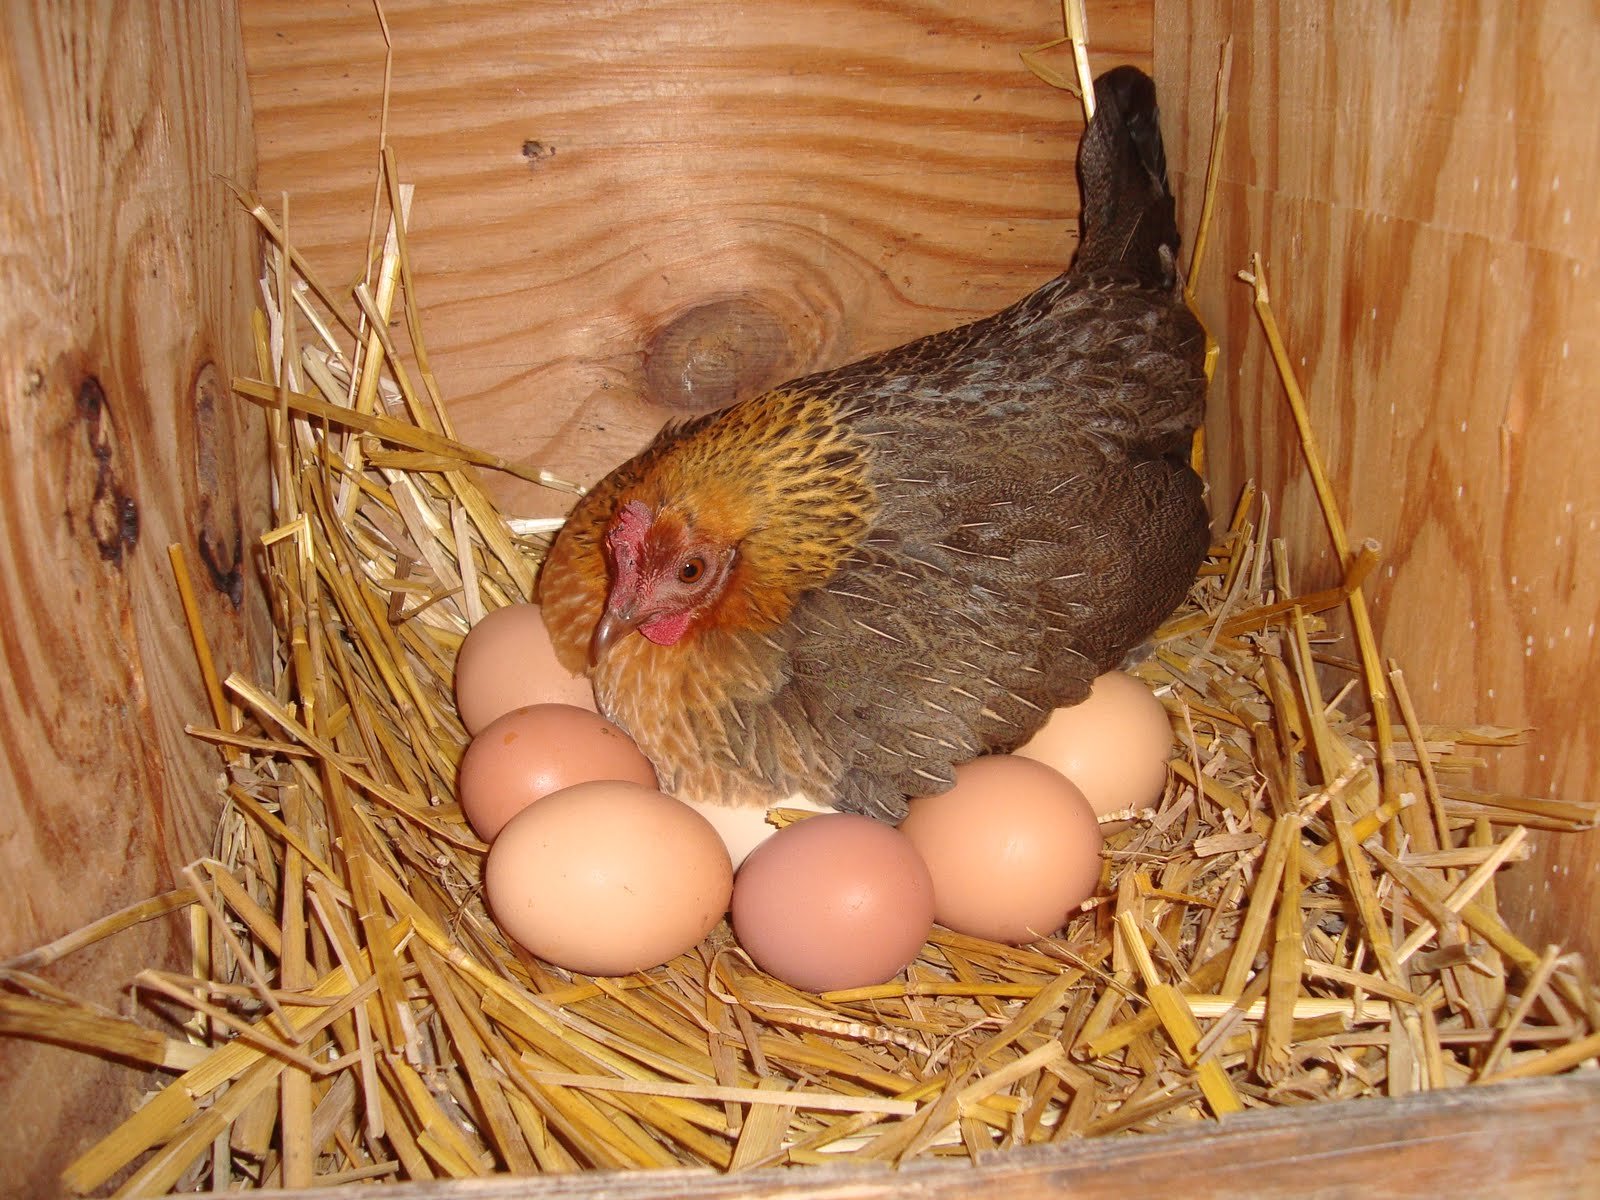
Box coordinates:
[3,19,1596,1196]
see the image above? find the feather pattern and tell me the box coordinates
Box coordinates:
[538,66,1208,821]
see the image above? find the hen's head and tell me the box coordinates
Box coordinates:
[590,499,739,663]
[546,389,876,672]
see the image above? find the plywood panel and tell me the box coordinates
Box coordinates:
[240,0,1152,518]
[0,3,267,1193]
[1154,1,1600,959]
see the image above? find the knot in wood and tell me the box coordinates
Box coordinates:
[643,297,797,413]
[75,375,140,567]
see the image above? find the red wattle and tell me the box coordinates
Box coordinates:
[640,612,693,645]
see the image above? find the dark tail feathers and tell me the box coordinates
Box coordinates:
[1073,66,1181,290]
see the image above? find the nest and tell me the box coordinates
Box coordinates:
[4,16,1599,1197]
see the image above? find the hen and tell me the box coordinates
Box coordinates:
[539,66,1208,822]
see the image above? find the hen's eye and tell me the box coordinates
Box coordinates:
[678,557,705,583]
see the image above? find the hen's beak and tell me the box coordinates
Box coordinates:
[590,606,645,666]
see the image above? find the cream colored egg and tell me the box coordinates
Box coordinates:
[1014,670,1174,817]
[673,793,834,868]
[454,603,595,735]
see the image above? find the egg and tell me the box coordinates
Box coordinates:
[454,602,596,735]
[457,703,657,841]
[1014,670,1174,817]
[485,780,733,976]
[673,793,835,868]
[731,813,935,992]
[899,755,1103,945]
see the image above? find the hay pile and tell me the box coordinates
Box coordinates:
[3,21,1598,1198]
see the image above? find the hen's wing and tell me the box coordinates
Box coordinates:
[713,272,1207,821]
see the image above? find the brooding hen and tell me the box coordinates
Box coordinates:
[538,66,1209,822]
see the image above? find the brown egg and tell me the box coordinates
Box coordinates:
[485,780,733,976]
[899,755,1103,945]
[1014,670,1174,817]
[731,813,935,993]
[454,602,596,735]
[457,703,657,841]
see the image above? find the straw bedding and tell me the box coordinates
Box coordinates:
[3,19,1598,1197]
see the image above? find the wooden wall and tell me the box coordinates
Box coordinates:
[1154,0,1600,962]
[0,4,267,1193]
[239,0,1152,519]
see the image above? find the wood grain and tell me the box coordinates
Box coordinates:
[207,1074,1600,1199]
[0,3,267,1194]
[1154,0,1600,963]
[240,0,1152,518]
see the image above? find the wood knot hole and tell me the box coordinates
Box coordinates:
[192,361,243,607]
[643,297,798,413]
[76,375,140,566]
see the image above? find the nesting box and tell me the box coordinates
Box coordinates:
[3,1,1598,1196]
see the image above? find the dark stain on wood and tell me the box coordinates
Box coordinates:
[521,138,556,169]
[191,360,244,607]
[75,375,139,566]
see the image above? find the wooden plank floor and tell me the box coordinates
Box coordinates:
[201,1074,1600,1199]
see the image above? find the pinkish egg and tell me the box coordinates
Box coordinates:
[457,703,656,841]
[454,603,596,735]
[731,813,934,992]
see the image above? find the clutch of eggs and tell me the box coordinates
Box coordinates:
[727,665,1177,984]
[453,605,1173,983]
[894,671,1173,945]
[460,703,732,976]
[452,607,732,975]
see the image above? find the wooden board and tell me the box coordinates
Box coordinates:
[0,3,268,1193]
[1154,0,1600,963]
[216,1074,1600,1199]
[240,0,1152,520]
